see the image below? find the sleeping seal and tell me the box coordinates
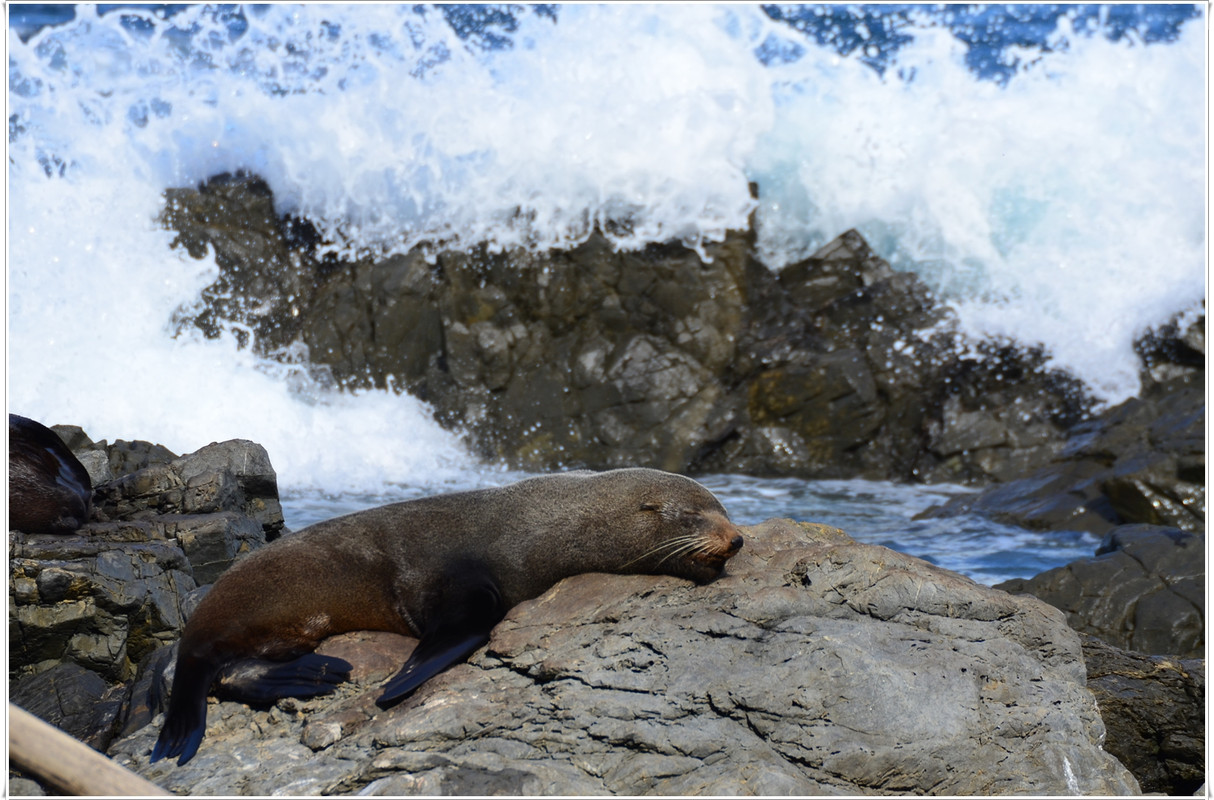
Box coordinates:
[151,468,743,765]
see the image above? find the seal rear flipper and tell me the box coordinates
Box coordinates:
[151,713,205,768]
[151,657,215,767]
[376,627,492,708]
[214,654,353,706]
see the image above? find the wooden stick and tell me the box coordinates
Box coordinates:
[8,704,166,797]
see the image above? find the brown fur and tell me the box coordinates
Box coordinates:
[154,468,742,764]
[8,414,93,534]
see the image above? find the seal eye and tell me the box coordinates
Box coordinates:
[640,503,661,513]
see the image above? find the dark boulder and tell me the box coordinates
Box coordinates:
[1081,634,1204,795]
[9,662,129,752]
[91,439,285,542]
[162,173,1094,485]
[918,338,1204,537]
[995,525,1203,658]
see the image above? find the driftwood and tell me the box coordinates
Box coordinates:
[9,704,164,796]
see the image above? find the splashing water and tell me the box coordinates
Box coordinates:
[8,5,1206,498]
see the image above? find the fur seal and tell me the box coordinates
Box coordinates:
[8,414,93,534]
[151,468,742,765]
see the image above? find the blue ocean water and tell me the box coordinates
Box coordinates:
[7,4,1204,584]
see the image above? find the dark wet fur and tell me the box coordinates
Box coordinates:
[8,414,92,534]
[151,653,353,766]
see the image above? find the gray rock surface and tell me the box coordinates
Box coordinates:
[110,519,1138,796]
[995,525,1203,659]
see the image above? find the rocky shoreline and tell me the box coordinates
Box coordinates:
[165,173,1097,485]
[8,410,1205,794]
[5,439,1150,795]
[8,172,1205,795]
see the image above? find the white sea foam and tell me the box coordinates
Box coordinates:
[7,5,1206,492]
[750,13,1206,401]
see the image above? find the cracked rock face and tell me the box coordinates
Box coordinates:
[996,524,1204,659]
[110,520,1137,796]
[163,173,1094,485]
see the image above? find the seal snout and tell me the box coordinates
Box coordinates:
[701,517,744,564]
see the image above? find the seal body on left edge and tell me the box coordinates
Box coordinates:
[151,467,743,766]
[8,414,93,534]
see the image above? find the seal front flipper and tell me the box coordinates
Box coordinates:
[376,626,494,708]
[377,558,506,709]
[215,654,354,705]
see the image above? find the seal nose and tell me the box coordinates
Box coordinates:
[729,534,744,552]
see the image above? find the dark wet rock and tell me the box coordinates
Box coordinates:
[53,425,182,485]
[919,352,1205,536]
[9,522,196,684]
[1135,308,1205,392]
[8,432,283,756]
[162,174,1094,484]
[161,172,311,351]
[92,439,284,540]
[995,525,1203,658]
[110,520,1137,796]
[1080,634,1204,796]
[9,662,129,751]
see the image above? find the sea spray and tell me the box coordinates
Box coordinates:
[749,11,1206,401]
[8,4,1205,497]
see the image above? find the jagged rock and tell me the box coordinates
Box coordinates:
[1080,634,1204,795]
[1135,307,1205,391]
[995,525,1203,658]
[93,439,284,540]
[8,434,283,755]
[162,173,1092,484]
[9,522,196,684]
[9,662,129,751]
[919,361,1205,536]
[109,520,1137,796]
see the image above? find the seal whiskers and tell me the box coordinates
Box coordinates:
[620,533,725,569]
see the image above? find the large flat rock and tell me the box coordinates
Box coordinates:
[110,519,1137,795]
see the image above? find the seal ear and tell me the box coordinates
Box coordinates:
[376,557,505,709]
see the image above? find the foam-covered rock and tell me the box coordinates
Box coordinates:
[162,173,1093,484]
